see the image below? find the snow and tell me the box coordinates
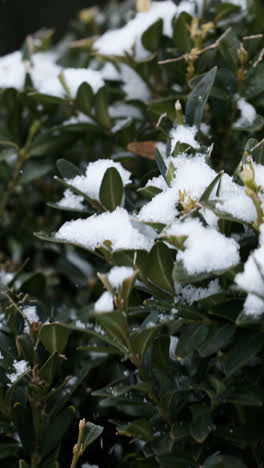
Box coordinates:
[94,291,113,313]
[56,207,154,251]
[0,51,25,89]
[31,52,61,90]
[58,189,85,211]
[24,306,39,333]
[175,279,222,304]
[169,125,200,152]
[215,173,257,224]
[138,187,179,224]
[39,68,104,98]
[138,153,217,224]
[108,266,134,289]
[146,175,167,191]
[253,162,264,188]
[7,360,29,386]
[63,112,94,126]
[166,218,240,275]
[101,62,151,102]
[109,102,143,119]
[0,271,14,285]
[94,1,178,60]
[235,245,264,296]
[233,97,256,128]
[243,293,264,318]
[229,0,247,10]
[66,159,131,201]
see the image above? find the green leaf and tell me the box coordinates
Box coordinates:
[226,388,263,407]
[244,63,264,99]
[20,272,47,297]
[39,323,71,354]
[154,147,167,181]
[19,160,53,184]
[203,454,247,468]
[117,418,153,441]
[142,19,163,53]
[95,310,129,353]
[56,159,83,179]
[198,324,236,357]
[185,66,217,128]
[39,352,65,384]
[40,406,75,456]
[75,82,93,115]
[138,185,162,200]
[131,326,160,358]
[215,3,240,22]
[176,324,209,358]
[94,87,111,128]
[200,171,223,203]
[225,333,264,378]
[81,422,104,452]
[171,422,189,441]
[190,404,215,443]
[172,12,192,53]
[99,167,123,211]
[219,30,240,71]
[146,242,174,295]
[16,335,34,364]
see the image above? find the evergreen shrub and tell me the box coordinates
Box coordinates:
[1,1,264,467]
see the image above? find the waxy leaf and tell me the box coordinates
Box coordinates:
[186,67,217,128]
[99,167,123,211]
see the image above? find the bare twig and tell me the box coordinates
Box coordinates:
[243,34,263,40]
[159,27,231,65]
[251,138,264,153]
[253,48,264,68]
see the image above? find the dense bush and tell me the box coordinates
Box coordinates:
[1,0,264,467]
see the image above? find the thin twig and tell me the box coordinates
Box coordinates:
[159,27,231,65]
[243,34,263,40]
[251,138,264,153]
[253,48,264,68]
[156,112,167,128]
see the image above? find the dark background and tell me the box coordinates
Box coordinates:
[0,0,104,55]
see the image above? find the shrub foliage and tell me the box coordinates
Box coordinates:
[1,0,264,467]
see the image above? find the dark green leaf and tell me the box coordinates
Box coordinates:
[172,12,192,53]
[99,167,123,211]
[225,333,264,377]
[56,159,83,179]
[154,147,167,181]
[82,422,104,452]
[40,406,75,456]
[176,324,209,358]
[142,19,163,53]
[40,323,71,354]
[94,87,111,128]
[39,352,65,384]
[185,66,217,128]
[75,82,93,115]
[146,242,174,294]
[117,418,153,441]
[198,324,236,357]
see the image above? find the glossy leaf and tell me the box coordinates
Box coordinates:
[39,323,71,354]
[176,324,209,358]
[185,67,217,128]
[99,167,123,211]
